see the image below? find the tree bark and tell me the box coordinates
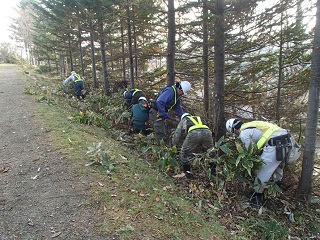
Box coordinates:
[98,17,110,95]
[78,29,85,77]
[120,19,127,82]
[213,0,226,142]
[276,9,284,123]
[203,0,210,117]
[126,0,135,88]
[296,0,320,200]
[89,22,97,90]
[167,0,175,86]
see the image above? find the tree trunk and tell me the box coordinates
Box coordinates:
[167,0,175,86]
[78,29,85,77]
[98,17,110,95]
[213,0,226,143]
[296,0,320,200]
[89,22,98,90]
[276,9,284,123]
[68,34,73,72]
[203,0,209,117]
[132,4,138,81]
[126,0,135,88]
[120,19,127,82]
[296,0,303,30]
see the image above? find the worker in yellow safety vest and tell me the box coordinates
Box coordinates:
[172,113,216,179]
[63,71,86,100]
[123,89,145,108]
[226,119,291,209]
[149,81,191,145]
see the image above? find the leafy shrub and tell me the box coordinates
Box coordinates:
[85,142,115,172]
[208,136,264,193]
[142,140,179,172]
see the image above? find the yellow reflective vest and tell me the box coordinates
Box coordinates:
[132,89,141,96]
[74,74,83,82]
[187,116,209,133]
[240,121,281,149]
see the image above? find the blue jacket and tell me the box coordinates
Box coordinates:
[156,86,183,119]
[124,89,144,107]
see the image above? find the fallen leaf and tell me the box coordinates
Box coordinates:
[27,219,34,226]
[51,232,62,238]
[31,175,38,180]
[32,158,40,161]
[2,166,12,173]
[155,197,160,202]
[98,182,104,187]
[154,215,163,220]
[207,203,219,210]
[173,172,186,178]
[111,216,120,220]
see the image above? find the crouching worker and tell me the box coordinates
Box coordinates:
[63,71,86,100]
[172,113,215,179]
[123,89,144,108]
[226,119,291,209]
[130,97,152,135]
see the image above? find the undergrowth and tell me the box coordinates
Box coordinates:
[23,68,320,240]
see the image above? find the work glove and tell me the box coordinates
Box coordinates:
[156,113,169,121]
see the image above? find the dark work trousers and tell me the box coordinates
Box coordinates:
[180,128,214,166]
[74,81,84,98]
[149,108,168,145]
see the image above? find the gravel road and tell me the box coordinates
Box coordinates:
[0,65,115,240]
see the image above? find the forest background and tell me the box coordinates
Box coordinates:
[1,0,320,239]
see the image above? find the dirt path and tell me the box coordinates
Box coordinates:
[0,65,112,240]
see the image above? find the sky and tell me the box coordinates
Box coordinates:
[0,0,20,43]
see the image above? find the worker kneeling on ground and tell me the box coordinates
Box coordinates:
[172,113,216,179]
[130,97,152,135]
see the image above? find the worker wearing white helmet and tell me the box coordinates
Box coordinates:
[129,96,151,135]
[63,71,86,100]
[172,113,215,179]
[149,81,191,145]
[226,118,291,209]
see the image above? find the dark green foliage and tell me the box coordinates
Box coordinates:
[142,141,179,172]
[214,136,264,187]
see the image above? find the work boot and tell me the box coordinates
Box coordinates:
[275,181,282,188]
[183,164,192,179]
[250,192,263,209]
[209,162,216,176]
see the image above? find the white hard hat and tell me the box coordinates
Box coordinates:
[71,71,76,75]
[123,90,128,98]
[138,96,147,102]
[226,118,236,133]
[180,81,191,95]
[181,113,191,120]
